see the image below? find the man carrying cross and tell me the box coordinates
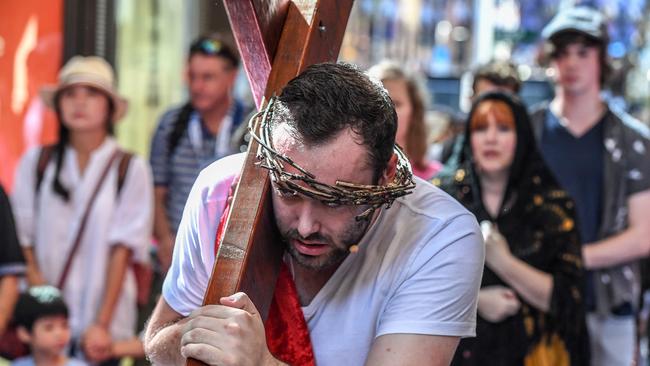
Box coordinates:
[143,63,484,366]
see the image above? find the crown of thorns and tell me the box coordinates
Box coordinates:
[248,96,416,220]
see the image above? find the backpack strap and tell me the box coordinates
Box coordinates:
[35,145,57,194]
[116,151,133,196]
[167,103,194,157]
[36,146,134,197]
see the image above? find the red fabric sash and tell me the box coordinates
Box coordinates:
[213,201,315,366]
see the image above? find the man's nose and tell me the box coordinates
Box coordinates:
[565,53,580,67]
[296,202,321,239]
[190,78,204,92]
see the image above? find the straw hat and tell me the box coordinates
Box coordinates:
[40,56,128,121]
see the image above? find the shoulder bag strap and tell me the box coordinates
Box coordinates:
[57,149,122,289]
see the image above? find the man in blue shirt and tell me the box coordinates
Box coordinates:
[531,7,650,365]
[150,35,246,273]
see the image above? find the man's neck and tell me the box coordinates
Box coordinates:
[32,351,67,366]
[550,88,605,137]
[198,98,232,135]
[291,259,341,307]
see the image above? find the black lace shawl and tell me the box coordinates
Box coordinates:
[434,92,589,366]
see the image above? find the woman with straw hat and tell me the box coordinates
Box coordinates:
[11,56,153,363]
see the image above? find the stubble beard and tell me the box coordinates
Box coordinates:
[283,216,371,271]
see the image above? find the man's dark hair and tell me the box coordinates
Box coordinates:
[472,61,522,94]
[13,286,69,331]
[271,63,397,182]
[546,31,611,87]
[188,34,240,69]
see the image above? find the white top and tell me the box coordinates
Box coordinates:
[12,138,154,341]
[163,153,484,366]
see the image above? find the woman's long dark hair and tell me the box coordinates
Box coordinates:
[50,89,115,201]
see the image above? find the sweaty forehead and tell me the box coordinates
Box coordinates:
[270,123,375,186]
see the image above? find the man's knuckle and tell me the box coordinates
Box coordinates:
[233,311,248,322]
[222,354,238,366]
[224,321,242,336]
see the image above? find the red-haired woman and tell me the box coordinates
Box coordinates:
[435,92,588,365]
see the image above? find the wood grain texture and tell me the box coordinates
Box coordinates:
[223,0,274,108]
[252,0,290,62]
[211,0,356,319]
[187,2,353,365]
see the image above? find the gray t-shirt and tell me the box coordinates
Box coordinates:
[164,153,485,366]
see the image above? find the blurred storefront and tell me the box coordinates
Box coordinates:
[2,0,649,188]
[341,0,650,120]
[0,0,235,189]
[113,0,243,159]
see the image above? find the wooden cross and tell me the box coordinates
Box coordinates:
[187,1,353,365]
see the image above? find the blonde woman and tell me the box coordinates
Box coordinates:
[368,61,441,179]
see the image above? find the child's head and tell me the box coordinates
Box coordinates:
[14,286,71,357]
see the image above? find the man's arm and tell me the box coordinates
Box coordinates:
[150,112,175,273]
[154,186,175,272]
[583,189,650,269]
[365,334,459,366]
[144,297,188,365]
[144,293,285,366]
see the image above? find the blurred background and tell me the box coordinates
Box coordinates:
[2,0,649,189]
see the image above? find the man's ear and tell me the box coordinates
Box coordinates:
[183,64,190,84]
[379,153,398,185]
[16,325,32,344]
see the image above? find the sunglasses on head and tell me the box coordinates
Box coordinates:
[190,38,239,66]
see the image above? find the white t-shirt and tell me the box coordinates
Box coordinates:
[163,153,484,366]
[12,138,154,341]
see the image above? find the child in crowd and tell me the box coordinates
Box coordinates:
[11,286,86,366]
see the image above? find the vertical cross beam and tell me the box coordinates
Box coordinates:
[187,2,352,365]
